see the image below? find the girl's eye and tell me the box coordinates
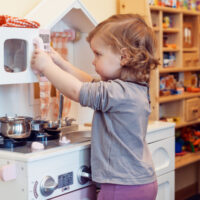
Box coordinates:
[94,52,101,56]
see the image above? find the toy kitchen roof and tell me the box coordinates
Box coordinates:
[25,0,97,32]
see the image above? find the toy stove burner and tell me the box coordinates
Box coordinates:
[0,135,27,148]
[0,127,60,149]
[29,130,60,142]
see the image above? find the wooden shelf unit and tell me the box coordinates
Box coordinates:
[175,151,200,169]
[150,5,200,15]
[149,6,200,128]
[176,119,200,128]
[118,1,200,128]
[159,92,200,103]
[160,66,200,73]
[163,28,180,33]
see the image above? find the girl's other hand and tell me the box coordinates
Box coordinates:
[49,47,65,67]
[31,47,54,74]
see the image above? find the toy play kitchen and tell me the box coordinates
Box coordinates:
[0,0,175,199]
[0,120,175,200]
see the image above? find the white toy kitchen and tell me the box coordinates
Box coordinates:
[0,0,175,199]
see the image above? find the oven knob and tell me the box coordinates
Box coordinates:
[77,165,91,185]
[40,176,58,196]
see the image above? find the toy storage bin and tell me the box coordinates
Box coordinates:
[0,27,39,85]
[185,98,200,121]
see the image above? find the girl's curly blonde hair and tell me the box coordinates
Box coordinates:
[87,14,159,83]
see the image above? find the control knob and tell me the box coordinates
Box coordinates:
[40,176,58,196]
[77,165,91,185]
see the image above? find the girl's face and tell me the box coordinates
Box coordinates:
[90,36,122,81]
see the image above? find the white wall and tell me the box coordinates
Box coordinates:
[0,0,41,17]
[81,0,117,22]
[0,0,117,22]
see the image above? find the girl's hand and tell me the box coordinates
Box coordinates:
[31,48,54,74]
[49,47,66,67]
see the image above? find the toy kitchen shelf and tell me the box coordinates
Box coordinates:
[149,5,200,129]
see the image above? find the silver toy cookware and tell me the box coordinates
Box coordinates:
[0,116,32,139]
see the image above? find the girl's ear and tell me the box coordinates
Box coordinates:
[120,48,131,66]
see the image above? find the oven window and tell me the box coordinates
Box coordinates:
[4,39,27,73]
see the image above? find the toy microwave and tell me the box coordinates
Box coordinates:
[0,27,50,85]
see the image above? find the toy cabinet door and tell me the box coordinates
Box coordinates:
[148,136,175,177]
[185,98,200,121]
[156,171,174,200]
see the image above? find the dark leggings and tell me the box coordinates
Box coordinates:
[97,181,158,200]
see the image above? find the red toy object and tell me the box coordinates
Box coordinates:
[176,151,187,156]
[194,131,200,137]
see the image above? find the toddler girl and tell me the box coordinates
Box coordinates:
[31,13,159,200]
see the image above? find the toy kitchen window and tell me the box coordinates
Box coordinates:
[4,39,27,73]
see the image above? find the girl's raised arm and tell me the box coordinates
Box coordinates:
[50,47,93,82]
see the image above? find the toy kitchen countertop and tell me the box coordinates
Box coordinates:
[0,125,92,162]
[0,121,175,163]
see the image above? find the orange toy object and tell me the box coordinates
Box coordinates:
[193,138,200,146]
[186,87,200,93]
[166,44,177,49]
[0,15,40,28]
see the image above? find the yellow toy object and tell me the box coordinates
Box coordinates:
[163,16,170,28]
[154,0,159,5]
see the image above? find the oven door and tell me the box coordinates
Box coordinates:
[49,185,96,200]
